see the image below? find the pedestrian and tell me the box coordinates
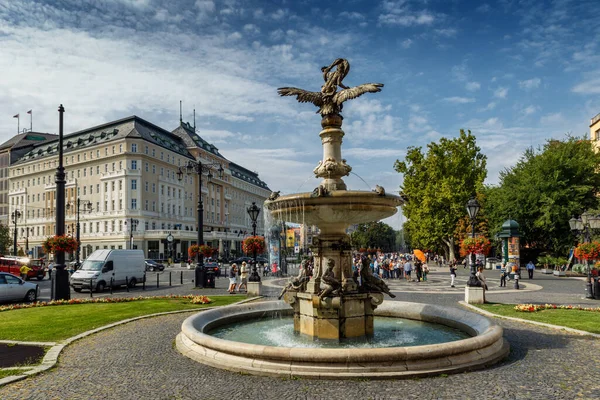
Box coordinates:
[237,262,248,292]
[228,263,238,293]
[526,260,535,279]
[422,264,429,281]
[19,264,31,280]
[450,263,457,288]
[499,262,507,287]
[415,260,422,282]
[476,266,488,290]
[393,259,400,279]
[403,258,412,282]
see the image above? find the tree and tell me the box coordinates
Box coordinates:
[483,136,600,257]
[394,130,487,260]
[0,223,10,254]
[350,222,396,251]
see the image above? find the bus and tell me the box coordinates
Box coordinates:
[0,256,46,280]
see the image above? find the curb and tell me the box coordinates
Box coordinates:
[0,296,259,387]
[459,301,600,338]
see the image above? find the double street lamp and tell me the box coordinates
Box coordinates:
[247,202,261,282]
[11,210,21,256]
[66,199,93,266]
[569,211,600,299]
[177,159,224,288]
[125,218,139,249]
[466,197,482,287]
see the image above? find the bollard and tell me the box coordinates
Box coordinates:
[126,276,129,292]
[594,278,600,300]
[514,272,520,290]
[169,271,172,286]
[110,277,113,295]
[143,272,146,290]
[90,279,94,298]
[156,273,159,288]
[180,271,183,285]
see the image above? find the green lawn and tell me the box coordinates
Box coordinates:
[476,303,600,334]
[0,296,245,342]
[0,369,29,379]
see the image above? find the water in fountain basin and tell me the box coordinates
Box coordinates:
[209,316,468,349]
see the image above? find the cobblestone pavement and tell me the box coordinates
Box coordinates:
[1,311,599,400]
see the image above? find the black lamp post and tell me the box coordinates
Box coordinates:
[466,197,482,287]
[247,202,261,282]
[66,199,92,266]
[53,104,70,300]
[125,218,139,249]
[11,210,21,256]
[569,211,600,299]
[177,159,224,288]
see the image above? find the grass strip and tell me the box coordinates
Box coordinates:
[475,303,600,334]
[0,369,29,379]
[0,295,245,342]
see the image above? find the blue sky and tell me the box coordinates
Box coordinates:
[1,0,600,229]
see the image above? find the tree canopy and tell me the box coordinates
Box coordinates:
[0,223,10,254]
[483,136,600,257]
[350,222,396,251]
[394,130,487,260]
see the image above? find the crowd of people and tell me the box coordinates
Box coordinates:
[351,252,441,283]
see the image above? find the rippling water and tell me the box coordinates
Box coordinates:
[209,316,469,348]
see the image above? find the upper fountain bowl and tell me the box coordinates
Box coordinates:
[265,190,403,234]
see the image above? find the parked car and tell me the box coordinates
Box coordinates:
[0,272,40,303]
[229,257,253,265]
[145,260,165,272]
[204,261,221,278]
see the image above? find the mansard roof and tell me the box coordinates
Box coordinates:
[229,162,270,190]
[14,116,192,165]
[170,121,223,158]
[0,132,58,151]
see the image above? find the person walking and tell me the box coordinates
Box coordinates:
[499,262,507,287]
[403,258,412,282]
[414,260,423,282]
[450,263,457,288]
[422,264,429,281]
[237,262,248,293]
[19,264,31,280]
[526,261,535,279]
[228,264,238,294]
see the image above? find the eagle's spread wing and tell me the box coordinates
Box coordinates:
[333,83,384,104]
[277,87,323,106]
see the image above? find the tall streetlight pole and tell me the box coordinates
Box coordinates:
[177,159,223,288]
[11,210,21,256]
[569,211,600,299]
[466,197,482,287]
[67,199,92,266]
[247,202,261,282]
[53,104,69,300]
[126,218,139,249]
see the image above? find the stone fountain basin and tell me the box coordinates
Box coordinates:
[176,300,509,379]
[265,191,403,231]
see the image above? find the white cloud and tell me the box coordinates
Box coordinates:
[435,28,457,37]
[493,87,508,99]
[522,105,538,116]
[572,74,600,94]
[195,0,215,13]
[401,39,413,48]
[243,24,260,34]
[379,1,435,26]
[540,112,564,125]
[228,32,242,41]
[518,78,541,90]
[344,147,405,160]
[442,97,475,104]
[345,99,392,118]
[340,11,365,20]
[465,81,481,91]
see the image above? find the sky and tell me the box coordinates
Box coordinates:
[2,0,600,230]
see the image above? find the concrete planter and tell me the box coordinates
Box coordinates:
[540,269,553,274]
[553,270,566,277]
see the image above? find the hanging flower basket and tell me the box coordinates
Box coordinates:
[242,236,265,255]
[188,245,214,259]
[459,237,491,257]
[42,235,78,254]
[574,242,600,261]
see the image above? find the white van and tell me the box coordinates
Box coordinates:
[70,250,146,293]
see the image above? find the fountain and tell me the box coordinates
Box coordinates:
[176,58,509,378]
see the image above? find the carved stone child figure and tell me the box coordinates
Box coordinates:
[278,259,311,299]
[359,256,396,298]
[318,259,342,300]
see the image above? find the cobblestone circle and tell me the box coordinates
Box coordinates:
[2,309,599,400]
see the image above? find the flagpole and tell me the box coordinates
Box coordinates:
[29,110,32,132]
[16,115,19,133]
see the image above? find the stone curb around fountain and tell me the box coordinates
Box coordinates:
[177,300,510,379]
[0,297,260,388]
[459,301,600,338]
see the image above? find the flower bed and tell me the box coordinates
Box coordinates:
[515,303,600,313]
[0,294,212,313]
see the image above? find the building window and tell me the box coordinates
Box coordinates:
[131,179,137,190]
[119,199,123,210]
[595,129,600,141]
[112,200,115,211]
[145,222,148,230]
[119,180,122,190]
[83,186,87,195]
[119,161,122,170]
[160,152,164,160]
[160,167,164,176]
[104,221,108,232]
[152,149,155,157]
[152,165,156,174]
[152,201,156,211]
[131,199,137,209]
[132,143,137,153]
[145,182,148,191]
[131,160,137,170]
[145,163,149,172]
[152,183,156,193]
[145,146,148,155]
[145,200,148,210]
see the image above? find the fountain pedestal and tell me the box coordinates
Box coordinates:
[289,292,383,339]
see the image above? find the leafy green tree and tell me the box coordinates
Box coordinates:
[483,136,600,257]
[0,223,10,254]
[394,130,487,260]
[351,222,397,251]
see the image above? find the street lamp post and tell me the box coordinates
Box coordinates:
[247,202,261,282]
[177,159,224,288]
[125,218,139,249]
[465,197,482,287]
[53,104,69,300]
[569,211,600,299]
[11,210,21,256]
[66,199,92,266]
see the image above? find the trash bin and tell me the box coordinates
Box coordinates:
[485,258,498,270]
[204,269,215,288]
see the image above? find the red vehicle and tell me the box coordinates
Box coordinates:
[0,256,46,281]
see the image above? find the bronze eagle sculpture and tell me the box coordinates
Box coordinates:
[278,58,384,117]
